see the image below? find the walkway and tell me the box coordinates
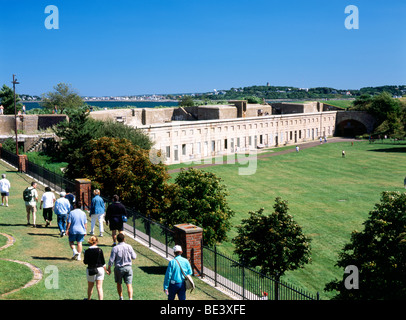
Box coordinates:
[0,232,43,298]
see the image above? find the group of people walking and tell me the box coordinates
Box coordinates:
[1,178,193,300]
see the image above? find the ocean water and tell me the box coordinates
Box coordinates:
[23,100,178,110]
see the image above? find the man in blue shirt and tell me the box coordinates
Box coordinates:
[66,201,87,261]
[163,245,193,300]
[54,192,71,237]
[89,189,105,237]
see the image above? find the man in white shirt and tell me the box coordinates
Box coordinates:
[40,186,56,227]
[0,174,11,207]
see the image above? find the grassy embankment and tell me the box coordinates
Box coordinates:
[168,139,406,299]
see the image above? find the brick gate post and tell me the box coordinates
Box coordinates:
[18,154,28,173]
[75,178,92,210]
[174,223,203,276]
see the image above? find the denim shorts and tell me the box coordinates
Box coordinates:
[68,233,85,242]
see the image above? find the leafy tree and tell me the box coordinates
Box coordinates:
[163,168,235,247]
[71,137,171,218]
[41,83,84,113]
[0,84,22,114]
[325,191,406,300]
[179,96,195,107]
[233,198,311,281]
[51,107,152,166]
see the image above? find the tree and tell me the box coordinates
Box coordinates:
[163,168,235,246]
[325,191,406,300]
[71,137,171,218]
[233,198,311,281]
[51,107,152,166]
[0,84,22,114]
[41,83,84,113]
[179,96,195,107]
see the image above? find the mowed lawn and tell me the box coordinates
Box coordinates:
[0,160,230,301]
[169,139,406,299]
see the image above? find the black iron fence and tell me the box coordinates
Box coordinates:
[202,245,319,300]
[0,148,75,193]
[0,148,19,169]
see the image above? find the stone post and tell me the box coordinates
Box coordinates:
[75,178,91,210]
[174,223,203,276]
[18,154,28,173]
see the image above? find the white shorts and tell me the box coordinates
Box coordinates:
[86,267,105,282]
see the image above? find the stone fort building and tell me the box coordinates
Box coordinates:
[89,100,375,165]
[0,101,374,164]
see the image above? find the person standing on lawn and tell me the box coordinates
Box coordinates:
[0,174,11,207]
[54,192,72,237]
[105,195,127,246]
[163,245,193,300]
[40,187,56,227]
[89,189,105,237]
[107,233,137,300]
[24,181,39,227]
[66,201,87,261]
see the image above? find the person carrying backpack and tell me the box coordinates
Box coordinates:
[24,181,39,227]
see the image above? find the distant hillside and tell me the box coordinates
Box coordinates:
[195,85,406,101]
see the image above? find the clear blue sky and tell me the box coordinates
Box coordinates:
[0,0,405,96]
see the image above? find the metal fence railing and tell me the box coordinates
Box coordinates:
[202,245,319,300]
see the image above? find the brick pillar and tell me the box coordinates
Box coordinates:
[174,223,203,276]
[75,178,91,210]
[18,154,28,173]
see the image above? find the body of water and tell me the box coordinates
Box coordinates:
[24,100,179,110]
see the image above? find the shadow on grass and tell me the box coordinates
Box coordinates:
[32,256,71,261]
[368,147,406,153]
[138,266,167,275]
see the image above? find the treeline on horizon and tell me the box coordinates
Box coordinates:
[15,84,406,102]
[196,85,406,101]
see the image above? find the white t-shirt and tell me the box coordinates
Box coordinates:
[41,191,56,209]
[0,178,10,193]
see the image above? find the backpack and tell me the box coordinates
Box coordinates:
[23,187,33,202]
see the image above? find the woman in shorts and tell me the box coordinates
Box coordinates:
[83,236,107,300]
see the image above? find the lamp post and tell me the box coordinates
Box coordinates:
[12,74,19,155]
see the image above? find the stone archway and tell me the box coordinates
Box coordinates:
[335,119,368,137]
[335,111,376,137]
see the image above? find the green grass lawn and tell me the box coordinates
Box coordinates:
[0,160,231,300]
[168,139,406,299]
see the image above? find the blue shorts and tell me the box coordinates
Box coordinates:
[69,233,85,242]
[1,192,9,196]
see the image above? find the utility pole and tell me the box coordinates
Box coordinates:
[12,74,19,155]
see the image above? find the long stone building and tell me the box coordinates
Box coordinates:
[89,101,343,165]
[0,101,374,164]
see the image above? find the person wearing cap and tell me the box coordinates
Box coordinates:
[163,245,193,300]
[54,191,72,237]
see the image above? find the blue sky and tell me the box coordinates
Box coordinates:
[0,0,405,96]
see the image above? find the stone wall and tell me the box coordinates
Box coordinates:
[0,114,68,135]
